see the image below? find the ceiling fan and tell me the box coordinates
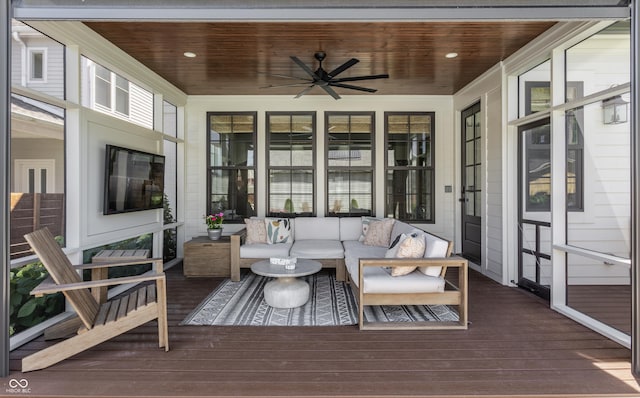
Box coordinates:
[263,51,389,100]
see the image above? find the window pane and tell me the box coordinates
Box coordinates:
[566,252,630,335]
[566,100,630,258]
[269,170,313,216]
[10,94,65,258]
[519,60,551,117]
[210,169,256,220]
[12,20,64,99]
[386,169,432,221]
[523,123,551,212]
[566,21,630,100]
[163,101,177,137]
[327,170,373,216]
[31,51,43,79]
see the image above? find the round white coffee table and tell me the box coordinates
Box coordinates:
[251,259,322,308]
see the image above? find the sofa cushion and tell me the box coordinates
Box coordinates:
[353,266,445,293]
[244,218,267,244]
[294,217,340,240]
[343,240,388,278]
[391,234,426,276]
[418,233,451,277]
[339,217,363,241]
[240,242,293,258]
[290,240,344,259]
[363,218,395,247]
[265,218,292,244]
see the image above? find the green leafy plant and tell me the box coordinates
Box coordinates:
[10,261,64,336]
[284,198,294,213]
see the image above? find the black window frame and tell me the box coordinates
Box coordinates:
[325,111,375,217]
[384,111,436,223]
[266,111,316,218]
[206,111,257,223]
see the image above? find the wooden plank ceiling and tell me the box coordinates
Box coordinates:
[84,21,557,96]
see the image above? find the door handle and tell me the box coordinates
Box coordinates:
[458,198,467,203]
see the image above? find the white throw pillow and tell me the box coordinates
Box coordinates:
[390,233,426,276]
[385,233,407,258]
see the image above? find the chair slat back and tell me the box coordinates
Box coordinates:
[24,228,99,329]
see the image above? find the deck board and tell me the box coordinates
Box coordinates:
[7,264,640,397]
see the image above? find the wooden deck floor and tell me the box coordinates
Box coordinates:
[7,264,640,398]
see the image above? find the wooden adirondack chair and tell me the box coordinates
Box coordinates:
[21,228,169,372]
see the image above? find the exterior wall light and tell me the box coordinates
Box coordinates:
[602,95,629,124]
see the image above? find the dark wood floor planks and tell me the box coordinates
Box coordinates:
[7,264,640,397]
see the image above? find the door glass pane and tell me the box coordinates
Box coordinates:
[524,123,551,212]
[465,115,475,140]
[466,141,475,166]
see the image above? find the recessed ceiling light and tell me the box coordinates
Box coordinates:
[183,52,197,58]
[445,52,458,59]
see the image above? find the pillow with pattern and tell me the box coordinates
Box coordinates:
[363,218,395,247]
[390,233,426,276]
[358,216,381,242]
[265,218,292,244]
[244,218,267,244]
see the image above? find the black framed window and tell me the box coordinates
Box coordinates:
[267,112,315,217]
[326,112,374,217]
[207,112,256,222]
[384,112,435,222]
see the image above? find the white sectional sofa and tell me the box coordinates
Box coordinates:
[230,217,468,330]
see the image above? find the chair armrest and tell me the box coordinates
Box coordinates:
[31,272,165,297]
[358,256,467,269]
[230,228,247,281]
[74,258,163,274]
[358,256,468,292]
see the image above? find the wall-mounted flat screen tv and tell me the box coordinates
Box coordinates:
[103,144,165,215]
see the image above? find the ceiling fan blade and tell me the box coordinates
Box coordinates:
[332,73,390,83]
[258,72,310,81]
[290,56,321,80]
[328,58,359,78]
[329,82,377,93]
[294,85,316,98]
[321,85,341,100]
[261,82,314,89]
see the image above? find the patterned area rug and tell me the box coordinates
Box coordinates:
[181,271,459,327]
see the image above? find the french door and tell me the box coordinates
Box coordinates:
[460,102,481,263]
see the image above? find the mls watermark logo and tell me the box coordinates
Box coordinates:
[6,378,31,394]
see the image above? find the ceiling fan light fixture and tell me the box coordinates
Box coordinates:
[445,52,458,59]
[183,51,197,58]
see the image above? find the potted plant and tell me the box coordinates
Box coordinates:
[204,212,224,240]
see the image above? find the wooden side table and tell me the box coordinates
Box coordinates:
[183,236,231,277]
[91,249,151,303]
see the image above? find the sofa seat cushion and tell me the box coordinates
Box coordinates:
[355,267,445,294]
[343,240,387,278]
[240,242,293,258]
[290,240,344,259]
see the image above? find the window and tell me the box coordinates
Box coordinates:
[81,57,153,129]
[28,48,46,82]
[326,112,374,216]
[267,112,315,217]
[385,112,435,222]
[208,112,256,222]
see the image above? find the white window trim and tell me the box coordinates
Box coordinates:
[27,47,47,84]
